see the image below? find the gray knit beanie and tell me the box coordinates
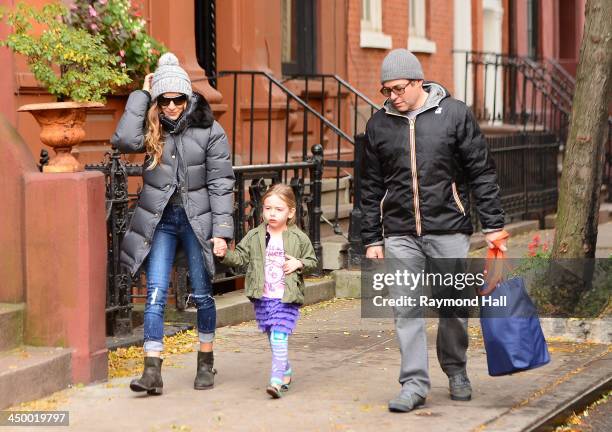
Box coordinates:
[150,53,193,101]
[380,49,424,83]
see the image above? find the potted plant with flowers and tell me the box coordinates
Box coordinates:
[67,0,165,88]
[0,2,131,172]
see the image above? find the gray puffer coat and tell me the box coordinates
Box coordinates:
[111,90,235,278]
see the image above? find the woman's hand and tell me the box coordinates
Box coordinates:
[283,254,303,275]
[142,73,154,93]
[212,237,228,257]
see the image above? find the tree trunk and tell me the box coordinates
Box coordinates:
[552,0,612,259]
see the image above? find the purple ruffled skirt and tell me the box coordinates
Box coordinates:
[253,297,300,334]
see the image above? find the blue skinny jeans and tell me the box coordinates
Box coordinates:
[143,204,215,353]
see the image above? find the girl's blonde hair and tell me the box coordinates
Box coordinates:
[262,183,298,225]
[144,102,164,170]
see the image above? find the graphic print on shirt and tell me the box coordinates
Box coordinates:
[263,235,286,299]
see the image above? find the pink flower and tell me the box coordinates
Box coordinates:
[88,5,97,17]
[532,234,541,244]
[69,3,77,11]
[119,50,125,57]
[120,62,126,68]
[98,0,107,4]
[90,23,99,31]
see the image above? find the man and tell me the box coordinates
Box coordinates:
[361,49,507,413]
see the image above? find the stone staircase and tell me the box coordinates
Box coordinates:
[0,303,72,409]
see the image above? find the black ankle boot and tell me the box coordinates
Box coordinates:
[130,357,163,395]
[194,351,216,390]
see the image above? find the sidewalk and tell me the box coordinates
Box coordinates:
[5,220,610,431]
[6,297,610,432]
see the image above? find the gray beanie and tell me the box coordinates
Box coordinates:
[380,49,424,83]
[150,53,193,101]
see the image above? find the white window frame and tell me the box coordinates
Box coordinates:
[408,0,437,54]
[360,0,392,49]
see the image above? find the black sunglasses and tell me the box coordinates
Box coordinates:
[157,94,188,107]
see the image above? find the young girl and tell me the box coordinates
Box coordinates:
[214,184,318,398]
[111,53,235,394]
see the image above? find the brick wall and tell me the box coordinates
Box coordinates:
[418,0,455,95]
[346,0,456,103]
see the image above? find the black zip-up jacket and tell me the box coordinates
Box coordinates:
[361,82,504,246]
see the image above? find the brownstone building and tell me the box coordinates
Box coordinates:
[0,0,515,168]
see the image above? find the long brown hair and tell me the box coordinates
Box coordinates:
[262,183,297,225]
[144,102,164,170]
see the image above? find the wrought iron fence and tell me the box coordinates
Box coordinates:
[486,133,559,226]
[282,73,380,236]
[453,50,571,142]
[85,145,323,336]
[206,71,378,237]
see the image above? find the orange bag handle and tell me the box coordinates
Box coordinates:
[480,230,510,296]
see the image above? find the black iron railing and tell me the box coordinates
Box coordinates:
[85,152,139,336]
[282,74,380,236]
[542,58,576,99]
[486,133,560,227]
[453,50,571,142]
[201,71,353,165]
[454,51,612,203]
[86,144,324,336]
[199,71,374,237]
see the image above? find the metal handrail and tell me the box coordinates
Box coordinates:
[202,71,354,144]
[284,73,380,111]
[453,50,572,138]
[523,58,573,110]
[544,58,576,91]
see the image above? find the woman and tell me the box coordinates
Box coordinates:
[111,52,235,395]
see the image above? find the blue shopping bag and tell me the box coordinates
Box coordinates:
[479,230,550,376]
[480,276,551,376]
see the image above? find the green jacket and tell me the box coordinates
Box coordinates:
[221,223,318,304]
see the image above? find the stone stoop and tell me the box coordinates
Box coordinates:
[320,234,349,270]
[0,303,73,409]
[0,303,24,351]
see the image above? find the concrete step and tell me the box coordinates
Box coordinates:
[0,346,72,409]
[320,177,351,207]
[321,202,352,220]
[0,303,24,351]
[543,203,612,229]
[319,203,352,238]
[321,234,349,270]
[320,218,350,239]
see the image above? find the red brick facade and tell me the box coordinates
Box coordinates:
[347,0,456,105]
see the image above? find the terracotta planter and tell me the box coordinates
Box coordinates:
[18,101,104,173]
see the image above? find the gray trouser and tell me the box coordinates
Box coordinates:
[384,234,470,398]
